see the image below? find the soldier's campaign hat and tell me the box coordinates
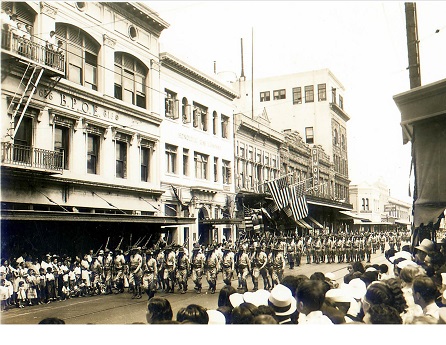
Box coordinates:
[178,247,184,253]
[192,243,200,251]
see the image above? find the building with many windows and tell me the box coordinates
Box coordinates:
[1,2,195,255]
[159,52,239,247]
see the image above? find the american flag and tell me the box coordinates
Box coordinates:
[289,182,308,222]
[266,175,290,209]
[243,206,253,231]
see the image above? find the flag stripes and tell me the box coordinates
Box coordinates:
[243,206,253,231]
[266,175,289,209]
[289,182,309,222]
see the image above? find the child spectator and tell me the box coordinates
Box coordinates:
[26,269,38,306]
[17,280,27,308]
[45,267,56,303]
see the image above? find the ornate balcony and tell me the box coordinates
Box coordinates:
[1,142,63,174]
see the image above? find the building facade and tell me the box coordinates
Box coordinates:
[159,52,239,248]
[1,2,195,255]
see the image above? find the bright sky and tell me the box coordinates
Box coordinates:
[149,1,446,203]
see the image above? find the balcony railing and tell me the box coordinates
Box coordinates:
[1,142,63,173]
[1,29,65,73]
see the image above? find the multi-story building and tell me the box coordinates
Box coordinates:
[235,68,350,203]
[159,52,239,247]
[1,2,195,255]
[348,180,412,232]
[234,70,352,235]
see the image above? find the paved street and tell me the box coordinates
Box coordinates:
[0,248,392,325]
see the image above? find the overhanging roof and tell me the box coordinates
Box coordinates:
[296,219,312,230]
[338,210,371,221]
[199,218,242,225]
[1,210,196,225]
[307,216,323,229]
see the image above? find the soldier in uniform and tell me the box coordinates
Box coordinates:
[142,249,157,300]
[176,247,189,294]
[103,250,113,294]
[221,244,235,286]
[335,235,344,263]
[379,233,386,253]
[251,243,268,291]
[113,249,125,293]
[129,247,143,299]
[344,235,352,262]
[313,236,322,264]
[271,243,285,286]
[365,234,372,263]
[265,244,274,290]
[156,248,165,291]
[388,232,396,251]
[295,236,303,267]
[190,243,205,294]
[237,244,251,292]
[204,245,219,294]
[286,237,296,269]
[90,255,103,295]
[305,236,312,264]
[371,233,378,254]
[164,246,176,293]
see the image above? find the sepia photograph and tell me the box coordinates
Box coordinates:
[1,0,445,333]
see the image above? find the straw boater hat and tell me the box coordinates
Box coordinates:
[229,293,245,308]
[206,310,226,324]
[267,284,297,316]
[389,250,413,263]
[243,289,270,307]
[415,239,435,254]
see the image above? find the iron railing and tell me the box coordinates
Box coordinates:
[1,29,65,73]
[1,142,63,173]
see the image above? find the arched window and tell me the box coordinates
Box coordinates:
[56,23,100,90]
[114,52,147,108]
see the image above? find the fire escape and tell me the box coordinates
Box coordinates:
[1,29,65,174]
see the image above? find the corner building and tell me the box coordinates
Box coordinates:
[1,2,194,256]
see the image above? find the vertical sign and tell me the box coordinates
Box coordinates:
[312,147,319,193]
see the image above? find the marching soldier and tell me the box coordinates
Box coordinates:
[379,233,386,253]
[365,234,372,263]
[204,245,219,294]
[237,244,251,292]
[142,249,157,300]
[251,243,268,291]
[221,243,235,286]
[176,247,189,294]
[129,247,143,299]
[305,236,312,264]
[164,246,176,293]
[344,236,352,262]
[335,235,344,263]
[286,237,296,269]
[103,250,113,294]
[396,231,402,251]
[90,255,103,295]
[190,243,205,294]
[371,233,378,254]
[271,243,285,286]
[113,249,125,293]
[295,236,303,267]
[313,236,322,264]
[388,232,396,251]
[265,244,274,290]
[156,248,165,291]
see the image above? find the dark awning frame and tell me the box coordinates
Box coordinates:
[1,210,196,225]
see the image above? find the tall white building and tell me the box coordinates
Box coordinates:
[159,52,239,246]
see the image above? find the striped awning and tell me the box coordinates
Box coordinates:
[296,219,312,230]
[307,216,323,229]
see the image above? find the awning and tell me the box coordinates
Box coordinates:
[307,200,351,210]
[296,219,312,230]
[395,220,412,226]
[307,216,323,229]
[339,210,371,221]
[1,210,197,225]
[199,218,242,225]
[354,220,393,226]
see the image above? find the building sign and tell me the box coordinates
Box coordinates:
[311,147,319,192]
[36,87,120,123]
[178,132,221,150]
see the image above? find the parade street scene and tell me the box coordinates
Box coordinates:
[1,0,446,330]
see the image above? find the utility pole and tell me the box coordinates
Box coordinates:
[405,2,421,89]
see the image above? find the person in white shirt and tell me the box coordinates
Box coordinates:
[296,279,333,324]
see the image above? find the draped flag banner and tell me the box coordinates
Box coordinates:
[289,182,309,222]
[266,175,290,209]
[243,206,254,231]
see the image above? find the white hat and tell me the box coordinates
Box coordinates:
[325,288,354,303]
[243,289,270,307]
[207,310,226,324]
[441,272,446,286]
[365,267,377,273]
[396,260,419,269]
[346,278,367,300]
[389,251,413,263]
[267,284,297,316]
[229,293,245,308]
